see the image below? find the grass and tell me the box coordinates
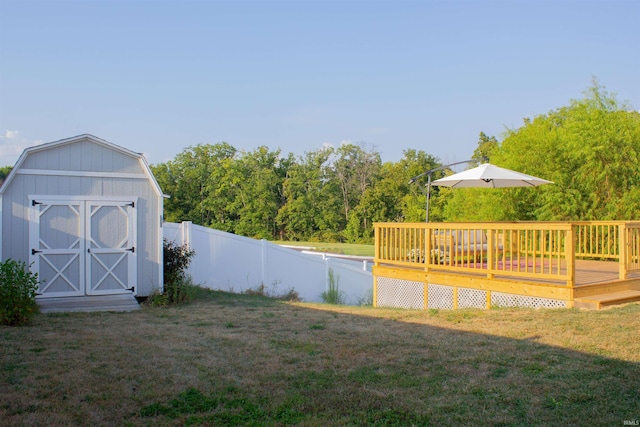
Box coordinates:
[272,241,374,257]
[1,289,640,426]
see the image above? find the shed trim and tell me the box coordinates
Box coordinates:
[28,194,140,203]
[17,169,149,179]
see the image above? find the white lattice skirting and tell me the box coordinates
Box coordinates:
[376,277,424,309]
[427,284,454,309]
[458,287,488,309]
[491,292,567,309]
[376,278,567,310]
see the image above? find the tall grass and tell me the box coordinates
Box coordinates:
[321,268,344,304]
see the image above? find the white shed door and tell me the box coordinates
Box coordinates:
[86,201,136,295]
[29,199,137,297]
[30,201,85,297]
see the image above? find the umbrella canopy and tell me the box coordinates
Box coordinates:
[431,163,553,188]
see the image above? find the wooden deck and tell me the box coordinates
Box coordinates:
[373,221,640,310]
[386,259,640,286]
[37,294,141,313]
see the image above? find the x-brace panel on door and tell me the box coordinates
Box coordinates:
[86,201,137,295]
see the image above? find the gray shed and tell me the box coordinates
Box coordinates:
[0,134,164,299]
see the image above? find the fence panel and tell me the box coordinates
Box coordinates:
[163,222,372,304]
[261,243,327,300]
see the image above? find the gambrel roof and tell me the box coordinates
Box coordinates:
[0,134,163,197]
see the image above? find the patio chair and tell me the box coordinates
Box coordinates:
[434,229,504,264]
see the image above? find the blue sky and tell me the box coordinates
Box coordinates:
[1,0,638,167]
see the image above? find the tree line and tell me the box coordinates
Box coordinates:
[152,82,640,243]
[2,82,636,243]
[151,141,443,242]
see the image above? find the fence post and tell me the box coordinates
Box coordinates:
[324,254,330,293]
[177,222,185,245]
[261,239,267,287]
[183,221,193,277]
[184,221,192,248]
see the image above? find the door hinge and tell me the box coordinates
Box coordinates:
[128,286,135,293]
[31,200,42,206]
[126,201,135,208]
[31,249,42,255]
[125,247,135,253]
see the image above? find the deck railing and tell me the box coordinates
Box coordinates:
[623,222,640,274]
[374,221,639,287]
[573,221,620,259]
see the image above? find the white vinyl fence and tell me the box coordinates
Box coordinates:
[163,222,373,305]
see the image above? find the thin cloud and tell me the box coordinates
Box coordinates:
[0,131,42,166]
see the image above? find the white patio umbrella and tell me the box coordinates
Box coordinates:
[431,163,553,188]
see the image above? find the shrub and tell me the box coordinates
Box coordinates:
[357,289,373,306]
[161,239,195,305]
[244,283,300,302]
[0,259,40,326]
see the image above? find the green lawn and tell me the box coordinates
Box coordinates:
[2,289,639,426]
[272,241,374,257]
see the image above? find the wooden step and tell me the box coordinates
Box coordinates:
[574,290,640,310]
[37,294,140,313]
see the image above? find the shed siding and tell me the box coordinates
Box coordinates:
[1,137,162,296]
[22,140,142,174]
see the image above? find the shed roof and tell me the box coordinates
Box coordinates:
[0,134,164,197]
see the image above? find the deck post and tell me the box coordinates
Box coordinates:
[619,223,628,281]
[374,225,379,265]
[423,282,429,310]
[487,228,495,279]
[425,227,432,272]
[566,225,575,288]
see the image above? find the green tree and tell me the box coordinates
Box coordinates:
[231,146,290,239]
[277,147,343,241]
[152,143,238,228]
[0,165,12,187]
[470,132,499,166]
[332,143,381,226]
[444,80,640,221]
[345,149,442,242]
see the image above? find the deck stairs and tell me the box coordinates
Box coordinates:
[573,278,640,310]
[37,293,140,313]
